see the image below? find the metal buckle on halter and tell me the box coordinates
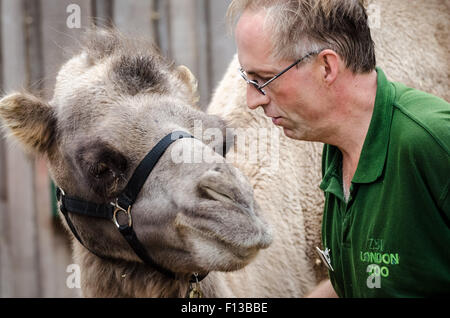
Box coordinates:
[187,273,203,298]
[55,187,67,212]
[56,187,65,201]
[111,199,132,229]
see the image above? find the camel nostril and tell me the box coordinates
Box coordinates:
[198,167,253,211]
[201,186,235,205]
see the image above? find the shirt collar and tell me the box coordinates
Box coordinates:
[352,67,395,183]
[320,67,395,193]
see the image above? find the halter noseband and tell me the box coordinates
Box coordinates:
[56,131,207,283]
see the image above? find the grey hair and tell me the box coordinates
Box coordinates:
[228,0,376,73]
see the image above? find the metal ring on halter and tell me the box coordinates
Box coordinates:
[188,272,203,298]
[111,199,132,229]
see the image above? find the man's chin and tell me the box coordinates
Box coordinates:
[283,127,310,141]
[283,127,297,139]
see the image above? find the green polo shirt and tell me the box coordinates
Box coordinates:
[320,67,450,297]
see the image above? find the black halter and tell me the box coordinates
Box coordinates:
[56,131,206,283]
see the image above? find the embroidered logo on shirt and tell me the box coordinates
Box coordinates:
[360,238,400,289]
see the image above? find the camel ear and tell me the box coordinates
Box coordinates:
[176,65,200,107]
[0,92,57,155]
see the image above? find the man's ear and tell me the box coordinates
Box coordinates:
[0,92,57,155]
[176,65,200,108]
[318,49,339,86]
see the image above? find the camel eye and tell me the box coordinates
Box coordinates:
[89,162,110,179]
[76,142,129,197]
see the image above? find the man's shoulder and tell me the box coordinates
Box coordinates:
[391,82,449,123]
[390,82,450,154]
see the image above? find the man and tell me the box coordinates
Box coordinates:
[229,0,449,297]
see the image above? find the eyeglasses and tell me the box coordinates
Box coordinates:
[239,49,323,95]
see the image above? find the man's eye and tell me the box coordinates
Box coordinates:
[247,74,259,83]
[255,75,272,82]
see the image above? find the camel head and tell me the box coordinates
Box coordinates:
[0,29,272,278]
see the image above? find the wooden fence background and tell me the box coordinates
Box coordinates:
[0,0,236,298]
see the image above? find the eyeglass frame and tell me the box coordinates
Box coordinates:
[239,49,324,95]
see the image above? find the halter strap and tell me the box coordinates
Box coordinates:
[117,131,191,208]
[56,131,206,282]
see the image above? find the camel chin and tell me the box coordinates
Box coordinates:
[174,209,272,273]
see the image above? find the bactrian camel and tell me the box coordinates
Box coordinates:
[0,0,448,298]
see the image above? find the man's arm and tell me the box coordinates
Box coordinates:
[305,279,338,298]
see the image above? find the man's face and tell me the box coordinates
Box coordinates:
[235,9,329,141]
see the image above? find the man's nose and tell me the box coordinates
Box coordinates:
[246,85,270,110]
